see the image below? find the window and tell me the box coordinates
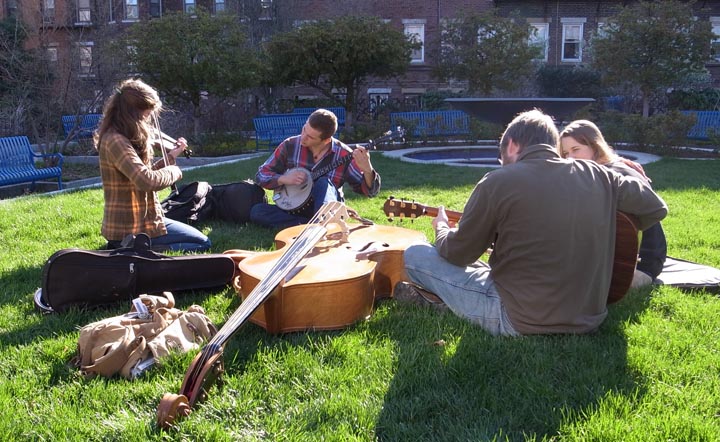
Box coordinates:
[529,22,549,61]
[150,0,161,18]
[402,88,425,111]
[404,20,425,64]
[260,0,272,20]
[561,19,585,62]
[124,0,138,20]
[368,88,391,114]
[215,0,225,14]
[78,0,91,23]
[78,42,93,76]
[711,17,720,62]
[46,45,58,63]
[7,0,18,17]
[43,0,55,24]
[184,0,195,14]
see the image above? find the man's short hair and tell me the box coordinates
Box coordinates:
[307,109,338,140]
[499,109,559,155]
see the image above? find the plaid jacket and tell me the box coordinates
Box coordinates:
[98,130,181,241]
[255,135,381,199]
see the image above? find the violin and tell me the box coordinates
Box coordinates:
[156,202,426,428]
[152,131,193,159]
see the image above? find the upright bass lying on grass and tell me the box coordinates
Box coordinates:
[157,201,424,429]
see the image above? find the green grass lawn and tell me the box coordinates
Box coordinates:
[0,155,718,441]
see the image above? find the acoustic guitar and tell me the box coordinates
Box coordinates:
[382,196,639,304]
[272,127,405,213]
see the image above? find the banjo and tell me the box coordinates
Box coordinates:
[272,127,404,213]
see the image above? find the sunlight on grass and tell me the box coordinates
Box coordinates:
[0,156,718,440]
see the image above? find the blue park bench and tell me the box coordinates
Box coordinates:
[0,136,64,190]
[253,114,308,151]
[682,110,720,140]
[253,110,346,151]
[390,110,470,137]
[62,113,102,141]
[292,107,346,126]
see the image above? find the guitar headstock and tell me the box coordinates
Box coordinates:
[383,196,427,221]
[366,126,406,149]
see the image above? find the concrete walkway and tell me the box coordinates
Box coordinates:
[0,152,266,200]
[382,145,662,168]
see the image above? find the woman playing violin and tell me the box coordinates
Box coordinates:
[94,78,211,253]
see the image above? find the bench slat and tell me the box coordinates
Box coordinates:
[390,110,470,137]
[0,136,64,190]
[682,110,720,140]
[62,114,102,140]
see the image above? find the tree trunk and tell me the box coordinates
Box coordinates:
[193,101,202,139]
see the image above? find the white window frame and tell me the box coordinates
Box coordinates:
[78,42,94,77]
[368,88,391,113]
[184,0,196,14]
[46,44,58,63]
[561,18,585,62]
[77,0,91,23]
[43,0,55,24]
[124,0,138,21]
[404,19,426,64]
[528,22,549,61]
[711,17,720,62]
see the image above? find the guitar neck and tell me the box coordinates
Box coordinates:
[421,205,463,223]
[311,154,354,181]
[310,132,395,181]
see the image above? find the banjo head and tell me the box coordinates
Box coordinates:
[273,168,313,211]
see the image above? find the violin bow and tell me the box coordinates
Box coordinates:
[151,113,179,194]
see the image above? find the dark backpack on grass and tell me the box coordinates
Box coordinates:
[161,181,213,224]
[207,180,267,224]
[161,180,266,225]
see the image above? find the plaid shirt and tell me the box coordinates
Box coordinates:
[98,130,182,241]
[255,135,381,199]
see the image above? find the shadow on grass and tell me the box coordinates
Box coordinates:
[0,220,276,350]
[371,287,653,440]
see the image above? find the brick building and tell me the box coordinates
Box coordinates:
[2,0,720,129]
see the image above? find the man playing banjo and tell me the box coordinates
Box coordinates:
[250,109,381,229]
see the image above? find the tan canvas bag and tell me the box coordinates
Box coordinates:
[75,293,216,379]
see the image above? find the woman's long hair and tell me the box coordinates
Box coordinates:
[94,78,161,164]
[559,120,617,165]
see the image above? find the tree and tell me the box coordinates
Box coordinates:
[432,10,539,95]
[263,16,419,130]
[0,14,106,156]
[589,0,713,117]
[126,8,260,137]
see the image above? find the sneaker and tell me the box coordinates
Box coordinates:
[631,270,653,288]
[393,282,449,312]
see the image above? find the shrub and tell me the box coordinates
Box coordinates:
[596,110,695,154]
[469,118,502,141]
[667,88,720,111]
[536,65,604,99]
[194,132,252,156]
